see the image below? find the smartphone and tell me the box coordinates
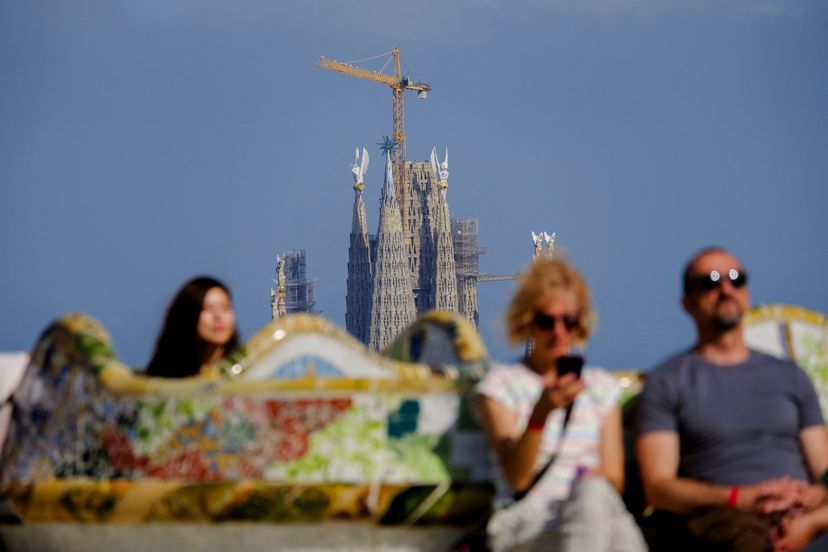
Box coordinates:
[556,355,584,379]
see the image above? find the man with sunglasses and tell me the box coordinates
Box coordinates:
[635,247,828,551]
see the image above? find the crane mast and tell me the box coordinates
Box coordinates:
[317,48,430,166]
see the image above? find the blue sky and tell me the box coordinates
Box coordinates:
[1,0,826,370]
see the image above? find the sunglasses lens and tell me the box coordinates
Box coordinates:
[533,313,578,331]
[533,313,555,330]
[730,271,748,288]
[691,269,749,292]
[696,276,720,291]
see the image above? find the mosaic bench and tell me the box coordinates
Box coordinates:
[0,312,493,537]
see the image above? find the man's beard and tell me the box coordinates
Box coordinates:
[713,310,742,331]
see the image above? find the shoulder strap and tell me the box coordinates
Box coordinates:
[511,403,574,502]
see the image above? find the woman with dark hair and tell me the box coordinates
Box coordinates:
[146,276,240,378]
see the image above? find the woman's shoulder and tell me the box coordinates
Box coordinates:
[583,365,614,382]
[481,360,534,380]
[476,361,539,403]
[582,366,620,404]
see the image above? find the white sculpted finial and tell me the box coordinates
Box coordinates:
[432,146,449,181]
[440,147,449,182]
[431,146,449,189]
[382,151,396,200]
[351,147,369,190]
[532,232,543,258]
[543,232,556,257]
[352,147,359,175]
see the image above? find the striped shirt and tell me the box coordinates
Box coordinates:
[476,362,620,504]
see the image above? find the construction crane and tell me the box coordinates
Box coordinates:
[478,273,520,283]
[317,48,431,165]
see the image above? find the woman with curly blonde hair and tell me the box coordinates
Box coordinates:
[476,257,644,551]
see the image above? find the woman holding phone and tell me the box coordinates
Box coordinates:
[475,257,644,551]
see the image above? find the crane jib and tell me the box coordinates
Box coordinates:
[317,48,431,164]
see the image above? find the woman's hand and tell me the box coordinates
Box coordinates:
[477,371,582,493]
[529,371,584,425]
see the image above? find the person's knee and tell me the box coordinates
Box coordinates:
[568,476,622,519]
[574,476,617,502]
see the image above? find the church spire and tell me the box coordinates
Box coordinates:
[367,152,416,351]
[346,147,373,343]
[431,147,458,312]
[270,254,287,320]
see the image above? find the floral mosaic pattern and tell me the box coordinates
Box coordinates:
[0,314,491,523]
[745,305,828,418]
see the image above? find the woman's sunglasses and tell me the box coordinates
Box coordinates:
[686,268,748,293]
[533,313,579,332]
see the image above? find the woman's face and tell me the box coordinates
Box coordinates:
[528,289,579,362]
[197,287,235,347]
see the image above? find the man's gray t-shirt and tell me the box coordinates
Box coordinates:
[636,349,824,485]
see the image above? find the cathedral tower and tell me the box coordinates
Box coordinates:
[430,147,458,312]
[367,153,417,351]
[345,148,373,343]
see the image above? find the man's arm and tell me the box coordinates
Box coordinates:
[595,405,624,493]
[636,431,795,515]
[637,431,732,514]
[799,425,828,482]
[774,504,828,552]
[634,365,732,513]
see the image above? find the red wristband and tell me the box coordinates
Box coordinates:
[727,486,739,510]
[526,418,545,432]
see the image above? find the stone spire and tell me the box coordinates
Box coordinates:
[270,254,287,320]
[526,231,556,356]
[431,147,458,312]
[367,152,416,351]
[346,148,373,344]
